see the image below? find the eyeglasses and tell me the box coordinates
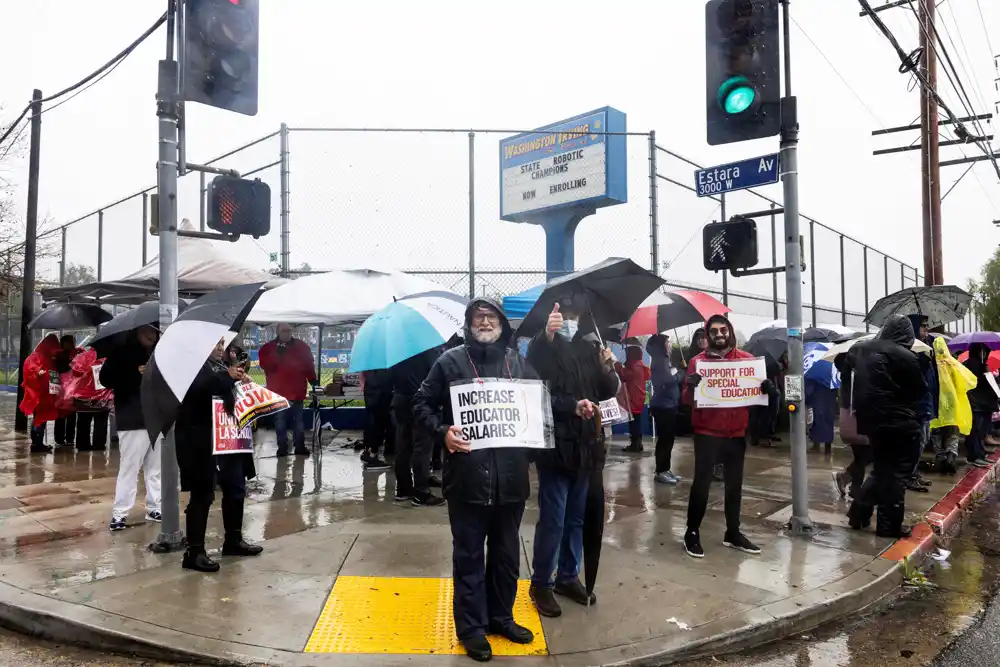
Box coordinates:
[471,311,499,324]
[709,326,729,336]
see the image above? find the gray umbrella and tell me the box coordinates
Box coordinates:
[87,300,190,357]
[865,285,971,329]
[28,303,112,330]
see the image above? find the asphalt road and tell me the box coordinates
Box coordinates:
[934,593,1000,667]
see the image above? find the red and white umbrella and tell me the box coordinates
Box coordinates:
[622,290,730,338]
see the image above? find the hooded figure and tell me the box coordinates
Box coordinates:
[682,314,778,560]
[19,334,62,453]
[930,336,976,473]
[963,342,998,467]
[846,314,926,538]
[647,334,682,483]
[525,295,620,619]
[412,297,537,661]
[615,343,650,452]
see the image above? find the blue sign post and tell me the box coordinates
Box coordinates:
[500,107,628,278]
[694,153,780,198]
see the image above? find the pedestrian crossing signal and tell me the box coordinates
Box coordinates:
[703,217,758,271]
[207,176,271,239]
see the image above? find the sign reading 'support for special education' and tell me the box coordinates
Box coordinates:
[449,379,553,450]
[694,357,769,408]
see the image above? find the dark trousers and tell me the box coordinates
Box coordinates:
[274,400,305,452]
[448,500,525,640]
[967,411,992,462]
[77,412,109,449]
[687,435,746,533]
[393,408,430,496]
[185,456,249,550]
[54,413,77,445]
[627,415,643,446]
[650,407,677,473]
[850,430,921,534]
[363,401,393,457]
[846,445,872,498]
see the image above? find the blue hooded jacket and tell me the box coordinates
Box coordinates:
[907,314,939,421]
[646,334,680,410]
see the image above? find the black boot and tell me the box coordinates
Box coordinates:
[182,547,220,572]
[29,427,52,454]
[847,500,873,530]
[221,497,263,556]
[876,502,910,538]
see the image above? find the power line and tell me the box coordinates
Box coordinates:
[0,11,167,149]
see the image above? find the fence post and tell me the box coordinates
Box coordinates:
[862,246,869,332]
[279,122,291,277]
[142,192,149,266]
[900,262,904,291]
[770,203,778,318]
[97,210,104,281]
[648,131,659,273]
[720,193,728,306]
[199,171,206,231]
[468,131,476,299]
[883,255,889,297]
[59,228,67,286]
[809,219,816,327]
[839,234,846,326]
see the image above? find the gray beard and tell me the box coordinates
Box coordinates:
[472,328,501,344]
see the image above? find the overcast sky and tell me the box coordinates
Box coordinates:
[1,0,997,335]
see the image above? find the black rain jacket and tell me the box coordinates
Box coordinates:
[99,334,154,432]
[848,315,926,438]
[390,346,444,415]
[413,297,536,506]
[964,343,999,413]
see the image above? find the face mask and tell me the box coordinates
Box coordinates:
[559,319,579,340]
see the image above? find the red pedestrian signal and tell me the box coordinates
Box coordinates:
[206,176,271,238]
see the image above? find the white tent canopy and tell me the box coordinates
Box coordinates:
[41,219,285,304]
[249,268,458,326]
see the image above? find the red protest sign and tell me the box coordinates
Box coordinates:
[212,398,254,455]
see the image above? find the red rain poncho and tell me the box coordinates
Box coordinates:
[18,334,62,425]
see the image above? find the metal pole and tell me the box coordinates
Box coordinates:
[863,246,870,332]
[198,171,206,231]
[97,210,104,281]
[59,228,67,287]
[899,262,905,291]
[720,193,728,306]
[14,89,42,434]
[648,130,659,273]
[468,131,476,299]
[883,254,889,297]
[152,0,184,552]
[142,192,149,265]
[839,234,846,326]
[770,203,778,318]
[808,219,816,327]
[780,0,812,534]
[279,122,291,277]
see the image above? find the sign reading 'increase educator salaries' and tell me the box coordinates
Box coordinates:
[449,379,552,450]
[694,357,769,408]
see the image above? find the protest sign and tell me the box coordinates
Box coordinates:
[694,357,768,408]
[91,364,105,390]
[599,398,630,426]
[449,378,553,450]
[232,381,290,430]
[986,373,1000,399]
[212,398,254,455]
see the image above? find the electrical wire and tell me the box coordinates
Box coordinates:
[0,11,167,149]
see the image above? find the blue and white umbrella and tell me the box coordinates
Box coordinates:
[803,342,840,389]
[349,291,467,372]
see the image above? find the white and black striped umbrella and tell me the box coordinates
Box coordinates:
[141,283,265,443]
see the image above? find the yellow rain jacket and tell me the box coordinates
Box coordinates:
[931,337,978,435]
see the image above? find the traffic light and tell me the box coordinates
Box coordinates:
[703,217,758,271]
[206,176,271,238]
[705,0,781,146]
[182,0,259,116]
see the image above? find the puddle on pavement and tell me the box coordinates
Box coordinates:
[682,488,1000,667]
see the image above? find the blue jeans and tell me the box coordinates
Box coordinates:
[531,465,589,588]
[274,400,305,451]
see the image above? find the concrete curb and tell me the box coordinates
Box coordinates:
[925,450,1000,536]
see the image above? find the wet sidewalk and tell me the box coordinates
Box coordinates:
[0,394,979,666]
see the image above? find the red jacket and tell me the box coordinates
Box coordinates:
[19,334,62,425]
[258,338,317,401]
[615,359,650,415]
[683,346,756,438]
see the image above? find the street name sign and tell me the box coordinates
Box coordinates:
[695,153,780,197]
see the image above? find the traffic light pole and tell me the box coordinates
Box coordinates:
[151,0,184,553]
[780,0,813,535]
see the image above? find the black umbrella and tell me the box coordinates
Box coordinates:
[583,467,605,600]
[745,326,842,362]
[865,285,971,329]
[516,258,666,339]
[88,300,192,357]
[141,283,265,443]
[28,303,113,330]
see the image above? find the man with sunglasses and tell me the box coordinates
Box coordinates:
[683,314,778,559]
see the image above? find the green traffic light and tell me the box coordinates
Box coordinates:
[718,76,756,115]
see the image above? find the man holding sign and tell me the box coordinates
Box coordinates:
[682,314,778,560]
[413,297,539,662]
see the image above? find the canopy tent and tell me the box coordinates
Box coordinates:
[502,284,544,320]
[41,219,286,305]
[248,267,458,326]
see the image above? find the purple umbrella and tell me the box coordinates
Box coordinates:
[947,331,1000,353]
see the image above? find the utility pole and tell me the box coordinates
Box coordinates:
[14,90,43,434]
[780,0,813,535]
[151,0,184,553]
[918,0,942,285]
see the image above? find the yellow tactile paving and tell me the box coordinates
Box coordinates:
[305,576,547,655]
